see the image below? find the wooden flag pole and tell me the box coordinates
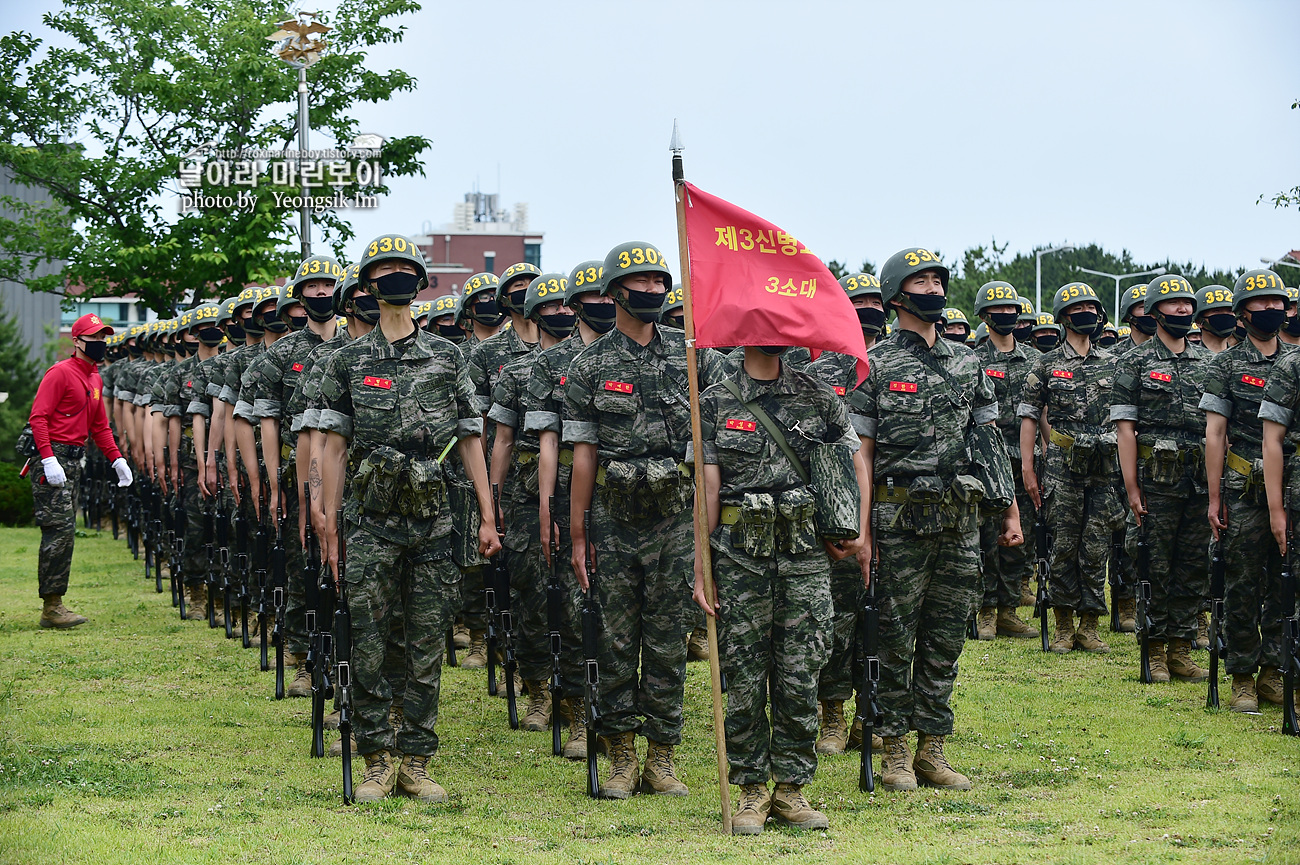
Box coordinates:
[670,121,731,834]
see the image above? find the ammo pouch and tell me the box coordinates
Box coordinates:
[810,443,860,540]
[732,492,777,557]
[1067,432,1099,476]
[399,457,445,519]
[516,450,541,497]
[777,487,819,554]
[601,458,648,521]
[905,475,948,537]
[1143,438,1183,486]
[15,424,37,460]
[353,446,406,516]
[1247,458,1267,506]
[645,457,692,517]
[967,423,1015,513]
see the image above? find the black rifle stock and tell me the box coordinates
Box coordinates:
[857,561,883,793]
[1135,496,1154,685]
[171,471,187,620]
[1207,524,1226,709]
[202,486,217,628]
[1033,485,1050,653]
[492,484,519,730]
[547,495,564,757]
[581,509,602,799]
[268,485,285,697]
[1283,521,1299,736]
[335,511,354,803]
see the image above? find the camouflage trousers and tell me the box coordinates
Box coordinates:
[981,480,1034,608]
[1043,465,1121,615]
[502,483,550,683]
[1138,478,1209,642]
[448,471,487,630]
[32,443,83,598]
[459,566,487,630]
[1224,479,1286,673]
[592,489,694,745]
[176,466,206,588]
[344,521,459,757]
[817,556,862,702]
[278,491,307,655]
[714,538,831,786]
[875,517,981,738]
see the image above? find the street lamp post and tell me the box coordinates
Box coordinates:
[269,13,330,260]
[1035,245,1075,314]
[1077,266,1168,322]
[1263,256,1300,272]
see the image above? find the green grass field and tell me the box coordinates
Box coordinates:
[0,527,1295,865]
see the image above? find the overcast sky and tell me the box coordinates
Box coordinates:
[5,0,1298,278]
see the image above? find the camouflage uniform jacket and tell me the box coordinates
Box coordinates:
[291,328,351,433]
[112,357,142,403]
[137,360,165,409]
[847,329,997,485]
[161,355,200,466]
[1202,339,1295,462]
[1016,339,1117,485]
[977,338,1036,457]
[242,327,330,448]
[489,350,543,457]
[806,350,859,405]
[316,327,481,544]
[522,336,586,439]
[1109,336,1210,448]
[468,326,536,416]
[222,342,264,417]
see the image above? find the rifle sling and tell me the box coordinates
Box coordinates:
[720,379,809,486]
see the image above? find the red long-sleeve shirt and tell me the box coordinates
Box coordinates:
[28,355,122,461]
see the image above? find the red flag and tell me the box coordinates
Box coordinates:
[681,182,869,384]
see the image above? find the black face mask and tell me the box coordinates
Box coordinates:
[1130,315,1158,336]
[301,293,337,323]
[226,323,246,342]
[1033,333,1059,351]
[350,293,381,325]
[371,271,423,306]
[508,289,527,312]
[538,312,576,339]
[1246,308,1286,338]
[127,344,142,357]
[80,339,107,363]
[856,306,887,335]
[575,300,616,334]
[1201,312,1237,338]
[898,291,947,323]
[198,327,224,347]
[661,312,685,330]
[180,339,199,355]
[986,311,1018,335]
[437,323,466,343]
[1235,322,1248,341]
[756,345,789,356]
[287,313,309,331]
[261,314,289,334]
[241,312,263,338]
[1097,334,1117,348]
[469,297,506,326]
[1155,312,1194,339]
[942,331,968,343]
[1013,324,1033,343]
[1063,310,1099,335]
[615,286,667,323]
[1285,313,1300,337]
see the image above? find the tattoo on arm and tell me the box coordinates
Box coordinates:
[309,458,322,493]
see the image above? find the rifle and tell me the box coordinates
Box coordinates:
[445,629,457,667]
[484,543,501,698]
[270,497,286,698]
[215,476,234,639]
[110,454,120,541]
[1207,530,1226,709]
[1033,485,1051,653]
[202,484,217,628]
[1283,521,1299,736]
[171,472,187,620]
[232,476,253,649]
[306,482,336,759]
[140,478,154,584]
[335,512,354,803]
[857,559,883,793]
[1109,528,1127,633]
[581,509,602,799]
[1135,501,1154,685]
[547,494,564,757]
[492,484,519,730]
[126,474,140,560]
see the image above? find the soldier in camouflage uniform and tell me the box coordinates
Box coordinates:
[1119,284,1157,355]
[848,247,1022,792]
[490,271,576,731]
[1019,283,1123,653]
[972,282,1038,641]
[429,292,466,345]
[695,342,867,834]
[317,233,501,803]
[806,272,882,755]
[941,307,971,343]
[1031,313,1060,353]
[1111,275,1211,683]
[1226,269,1295,710]
[1013,298,1036,347]
[1281,286,1300,347]
[565,241,723,799]
[1196,285,1238,355]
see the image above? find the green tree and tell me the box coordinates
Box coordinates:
[0,301,43,463]
[0,0,429,313]
[825,258,876,280]
[1260,97,1300,210]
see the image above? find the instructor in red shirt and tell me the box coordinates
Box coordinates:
[28,313,133,629]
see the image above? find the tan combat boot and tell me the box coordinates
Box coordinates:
[1149,640,1170,683]
[460,631,488,669]
[880,736,917,791]
[688,626,710,662]
[1116,598,1137,633]
[328,732,356,757]
[731,783,771,835]
[771,783,829,830]
[560,698,588,760]
[324,709,340,730]
[996,606,1036,639]
[1019,576,1035,608]
[354,750,398,803]
[1049,608,1076,653]
[815,700,848,755]
[1168,638,1208,682]
[913,734,972,790]
[976,607,997,641]
[1257,668,1285,705]
[495,669,525,701]
[286,652,312,698]
[39,595,87,629]
[452,622,471,650]
[522,679,552,732]
[398,754,447,802]
[184,584,206,621]
[641,740,688,796]
[597,731,639,799]
[1230,673,1259,713]
[1195,611,1210,649]
[1074,613,1111,654]
[845,717,884,752]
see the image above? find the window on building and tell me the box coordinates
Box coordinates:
[524,243,541,268]
[483,253,495,274]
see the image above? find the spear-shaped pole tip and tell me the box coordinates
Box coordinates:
[670,119,683,153]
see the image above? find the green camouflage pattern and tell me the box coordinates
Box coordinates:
[32,443,83,597]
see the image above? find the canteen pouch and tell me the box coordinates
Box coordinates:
[601,458,648,522]
[1246,458,1266,507]
[776,486,819,554]
[906,475,947,537]
[646,457,692,518]
[967,423,1015,512]
[400,457,445,519]
[1145,438,1182,486]
[810,442,861,540]
[733,491,777,558]
[353,445,406,516]
[1067,432,1098,476]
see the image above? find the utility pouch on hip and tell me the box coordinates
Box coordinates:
[600,458,648,522]
[776,486,818,554]
[733,491,777,557]
[646,457,692,517]
[906,475,947,537]
[1067,432,1098,476]
[810,442,860,540]
[1145,438,1183,486]
[354,445,406,516]
[400,457,445,519]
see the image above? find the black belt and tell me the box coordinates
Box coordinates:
[50,442,86,460]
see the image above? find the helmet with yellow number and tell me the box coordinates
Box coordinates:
[497,262,544,311]
[1232,269,1288,313]
[878,247,949,306]
[839,272,881,300]
[357,234,428,305]
[1141,274,1196,315]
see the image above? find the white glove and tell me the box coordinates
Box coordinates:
[41,457,67,486]
[112,457,133,487]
